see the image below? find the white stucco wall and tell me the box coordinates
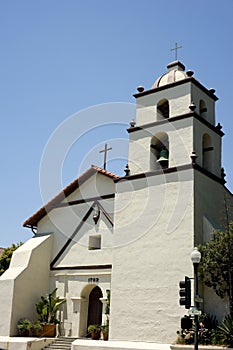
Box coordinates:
[128,118,193,175]
[194,170,233,320]
[194,171,231,244]
[50,269,111,337]
[0,235,53,336]
[135,81,216,128]
[110,169,194,343]
[35,173,115,338]
[131,78,218,177]
[191,84,216,125]
[37,173,115,266]
[135,84,191,126]
[193,119,222,177]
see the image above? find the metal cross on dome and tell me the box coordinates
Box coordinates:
[171,43,182,61]
[99,143,112,170]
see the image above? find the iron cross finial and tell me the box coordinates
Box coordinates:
[99,143,112,170]
[171,43,182,61]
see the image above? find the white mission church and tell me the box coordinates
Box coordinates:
[0,60,232,346]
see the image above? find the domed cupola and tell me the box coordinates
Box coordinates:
[152,61,193,89]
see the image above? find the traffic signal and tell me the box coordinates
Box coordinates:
[181,316,192,330]
[179,276,191,309]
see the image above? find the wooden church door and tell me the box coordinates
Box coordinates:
[87,286,103,331]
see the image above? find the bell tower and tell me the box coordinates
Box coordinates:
[127,61,223,179]
[111,61,232,343]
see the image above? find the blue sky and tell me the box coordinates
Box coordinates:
[0,0,233,246]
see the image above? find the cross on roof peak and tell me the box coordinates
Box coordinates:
[170,43,182,61]
[99,143,112,170]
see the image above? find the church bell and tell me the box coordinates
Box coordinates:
[157,148,169,169]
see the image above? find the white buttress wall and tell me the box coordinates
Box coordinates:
[0,235,53,336]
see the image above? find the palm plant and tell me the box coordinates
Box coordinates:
[217,315,233,347]
[36,288,65,324]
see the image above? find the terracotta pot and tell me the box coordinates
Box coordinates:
[102,332,108,341]
[18,329,30,337]
[91,330,101,340]
[32,329,42,337]
[41,324,56,337]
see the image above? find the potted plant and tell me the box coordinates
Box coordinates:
[101,289,110,340]
[88,324,101,340]
[17,318,32,337]
[31,320,43,337]
[101,323,109,341]
[36,288,66,337]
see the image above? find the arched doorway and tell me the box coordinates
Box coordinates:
[87,286,103,333]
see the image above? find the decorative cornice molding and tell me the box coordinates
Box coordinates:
[50,193,115,209]
[115,163,225,186]
[51,264,112,271]
[114,164,192,183]
[133,77,218,101]
[127,111,224,137]
[192,163,225,185]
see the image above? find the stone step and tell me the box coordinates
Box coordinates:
[42,337,77,350]
[49,341,73,345]
[43,347,71,349]
[43,345,72,348]
[44,345,71,348]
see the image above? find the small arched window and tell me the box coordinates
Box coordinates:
[157,99,169,120]
[202,133,213,171]
[150,132,169,170]
[199,100,207,118]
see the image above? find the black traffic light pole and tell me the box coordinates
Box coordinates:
[180,247,202,350]
[191,247,202,350]
[193,262,199,350]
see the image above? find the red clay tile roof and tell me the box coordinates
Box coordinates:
[23,165,119,228]
[91,165,119,179]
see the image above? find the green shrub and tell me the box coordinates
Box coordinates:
[176,313,219,345]
[31,321,43,336]
[217,315,233,347]
[17,318,32,336]
[88,324,101,333]
[199,313,219,345]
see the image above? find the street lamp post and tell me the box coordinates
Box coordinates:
[191,247,201,350]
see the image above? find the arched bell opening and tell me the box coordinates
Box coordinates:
[150,132,169,170]
[199,99,207,118]
[157,99,169,120]
[202,133,213,172]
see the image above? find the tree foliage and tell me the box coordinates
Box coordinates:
[198,222,233,316]
[0,243,23,276]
